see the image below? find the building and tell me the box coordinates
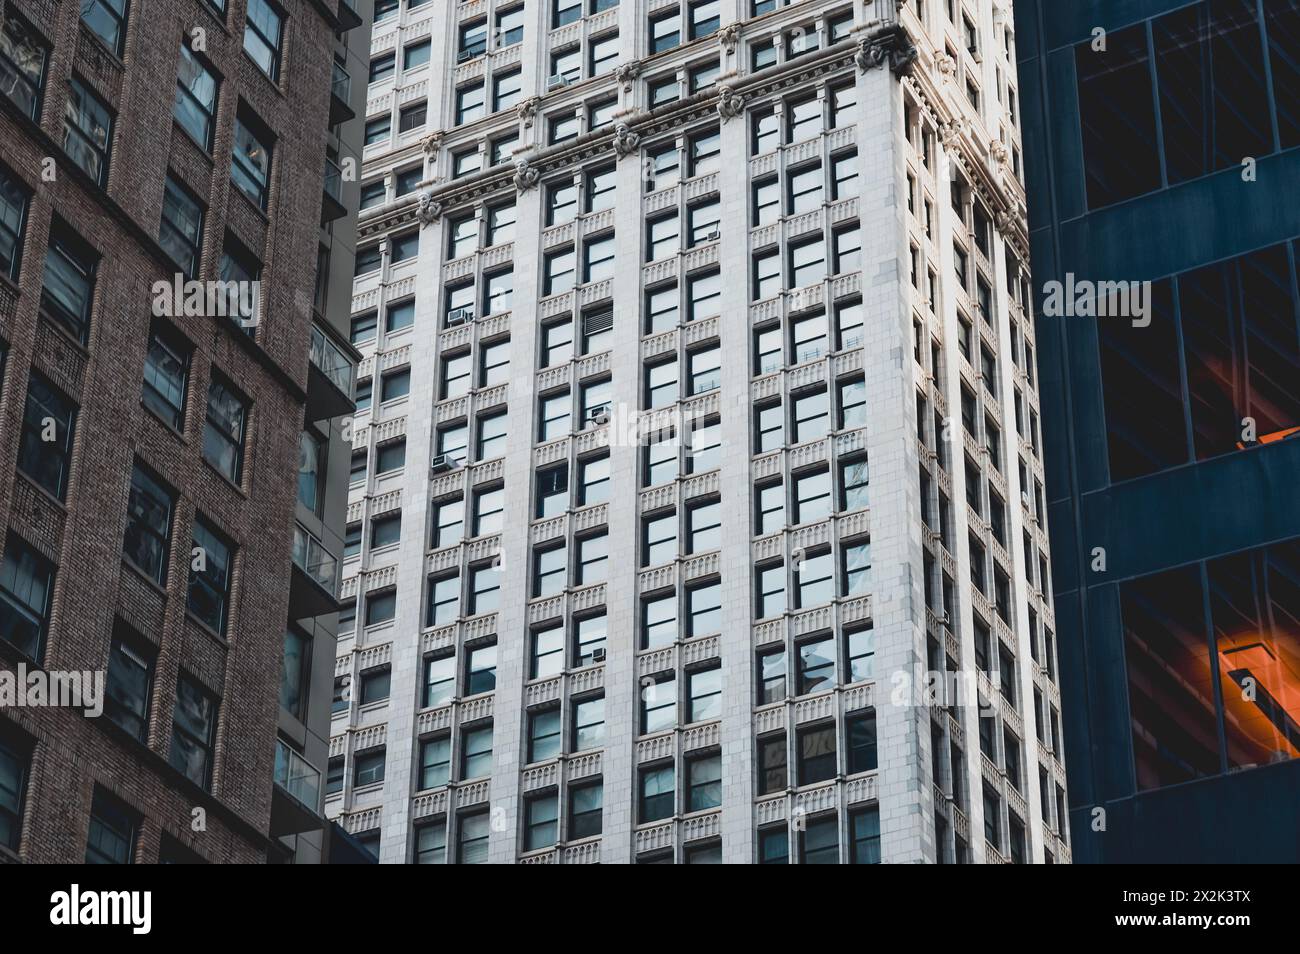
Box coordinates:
[0,0,365,863]
[331,0,1067,863]
[1015,0,1300,862]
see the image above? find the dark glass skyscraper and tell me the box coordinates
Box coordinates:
[1016,0,1300,861]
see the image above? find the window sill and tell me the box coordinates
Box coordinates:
[121,557,170,599]
[140,401,189,443]
[14,470,70,515]
[38,310,92,356]
[172,120,216,163]
[77,23,126,71]
[240,49,285,100]
[200,456,248,499]
[185,610,229,648]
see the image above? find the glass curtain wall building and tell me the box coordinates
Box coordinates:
[1016,0,1300,862]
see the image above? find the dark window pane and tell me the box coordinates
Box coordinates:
[1075,25,1162,208]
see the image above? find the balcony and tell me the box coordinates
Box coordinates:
[307,322,355,421]
[336,0,363,31]
[321,157,347,224]
[330,61,355,126]
[290,522,339,619]
[270,739,323,837]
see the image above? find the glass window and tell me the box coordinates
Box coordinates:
[528,708,562,762]
[797,724,836,785]
[63,78,113,187]
[353,749,385,787]
[85,789,136,864]
[641,673,676,733]
[461,724,493,778]
[405,39,431,70]
[458,811,490,863]
[423,653,455,706]
[414,823,445,863]
[456,83,485,124]
[243,0,283,79]
[575,616,606,668]
[849,806,881,863]
[231,116,272,209]
[1075,24,1160,208]
[497,5,525,45]
[466,644,497,695]
[573,694,605,750]
[123,463,173,585]
[533,545,566,596]
[169,675,216,789]
[758,648,786,704]
[570,782,603,838]
[174,45,219,150]
[105,634,153,740]
[640,764,674,822]
[642,593,676,649]
[649,11,681,53]
[188,517,232,634]
[0,15,47,122]
[688,666,721,722]
[758,733,786,795]
[469,564,500,614]
[531,626,564,680]
[160,176,202,277]
[19,373,77,500]
[203,377,247,483]
[0,537,54,662]
[525,793,558,849]
[688,581,721,636]
[419,736,450,790]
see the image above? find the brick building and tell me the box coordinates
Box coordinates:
[0,0,366,863]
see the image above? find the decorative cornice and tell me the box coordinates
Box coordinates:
[355,18,1024,261]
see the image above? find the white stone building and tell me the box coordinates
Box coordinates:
[327,0,1069,864]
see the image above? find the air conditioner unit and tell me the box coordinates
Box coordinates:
[592,647,607,663]
[587,404,611,426]
[702,227,720,242]
[968,46,982,62]
[547,74,571,90]
[447,306,474,326]
[457,49,475,63]
[430,454,459,473]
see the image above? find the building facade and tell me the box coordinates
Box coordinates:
[0,0,364,863]
[1016,0,1300,862]
[332,0,1068,863]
